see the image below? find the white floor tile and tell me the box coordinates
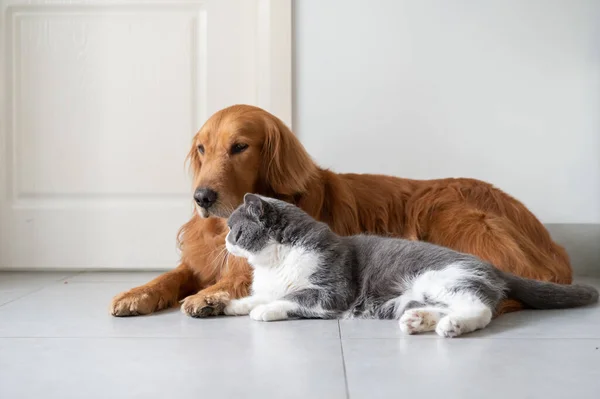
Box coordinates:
[0,337,347,399]
[342,338,600,399]
[0,282,340,339]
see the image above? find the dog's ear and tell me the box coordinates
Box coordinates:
[185,133,202,181]
[262,116,318,196]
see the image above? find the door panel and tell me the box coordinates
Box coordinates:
[0,0,292,269]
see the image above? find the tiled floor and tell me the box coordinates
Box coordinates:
[0,272,599,399]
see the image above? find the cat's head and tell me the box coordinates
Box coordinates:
[225,193,310,263]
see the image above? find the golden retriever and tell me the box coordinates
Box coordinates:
[110,104,572,317]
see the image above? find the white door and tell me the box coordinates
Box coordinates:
[0,0,292,269]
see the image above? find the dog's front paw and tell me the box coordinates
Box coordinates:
[181,291,230,318]
[249,304,288,322]
[110,287,173,316]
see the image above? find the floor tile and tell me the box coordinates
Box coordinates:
[0,272,75,291]
[340,305,600,339]
[467,277,600,339]
[469,306,600,339]
[0,282,340,339]
[65,271,166,283]
[0,337,347,399]
[342,338,600,399]
[340,319,407,339]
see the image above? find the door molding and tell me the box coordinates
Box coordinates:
[256,0,293,128]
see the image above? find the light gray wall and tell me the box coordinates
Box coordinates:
[294,0,600,224]
[293,0,600,275]
[545,224,600,277]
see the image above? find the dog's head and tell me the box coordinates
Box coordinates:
[187,105,318,218]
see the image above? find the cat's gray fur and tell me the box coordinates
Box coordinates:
[224,194,598,337]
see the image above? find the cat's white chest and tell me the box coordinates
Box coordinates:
[249,243,320,301]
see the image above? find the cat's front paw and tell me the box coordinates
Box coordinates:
[435,316,464,338]
[224,299,254,316]
[249,304,289,322]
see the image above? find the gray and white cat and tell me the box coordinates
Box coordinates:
[224,194,598,337]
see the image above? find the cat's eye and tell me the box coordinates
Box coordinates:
[235,229,243,242]
[231,143,248,155]
[197,144,205,155]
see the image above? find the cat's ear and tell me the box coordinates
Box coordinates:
[244,193,267,219]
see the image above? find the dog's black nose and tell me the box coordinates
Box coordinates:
[194,188,218,209]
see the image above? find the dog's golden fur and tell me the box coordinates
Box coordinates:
[110,105,572,317]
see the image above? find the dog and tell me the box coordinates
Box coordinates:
[110,104,572,317]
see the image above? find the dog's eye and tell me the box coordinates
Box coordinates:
[231,143,249,155]
[197,144,205,155]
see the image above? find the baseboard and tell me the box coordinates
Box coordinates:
[2,225,598,276]
[546,224,600,277]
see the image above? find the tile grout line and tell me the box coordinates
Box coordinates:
[339,336,600,340]
[58,271,85,283]
[0,336,348,340]
[0,335,599,340]
[0,286,47,309]
[338,321,351,399]
[0,271,84,309]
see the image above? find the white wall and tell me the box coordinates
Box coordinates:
[294,0,600,224]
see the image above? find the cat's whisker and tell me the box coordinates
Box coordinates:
[211,246,228,272]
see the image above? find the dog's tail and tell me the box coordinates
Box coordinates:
[500,271,598,309]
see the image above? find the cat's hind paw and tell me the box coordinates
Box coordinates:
[399,309,439,334]
[435,316,464,338]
